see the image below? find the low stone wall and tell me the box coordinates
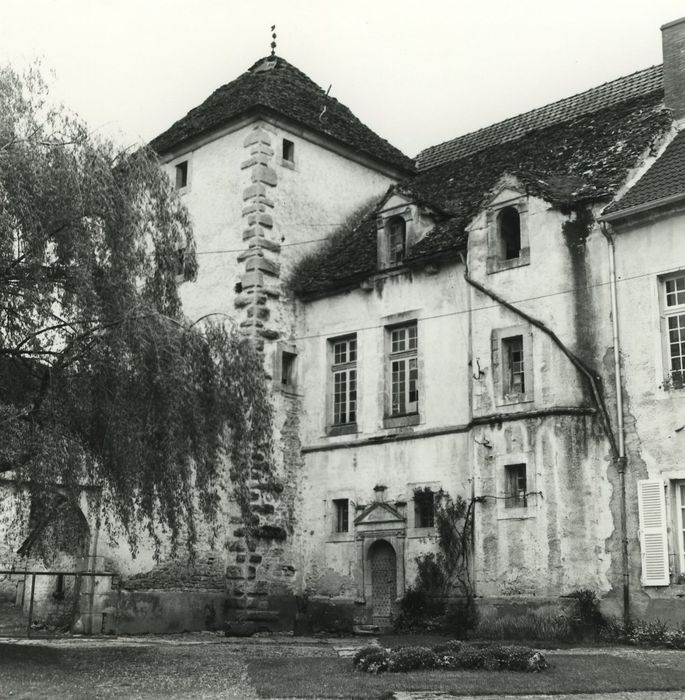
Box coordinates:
[104,590,227,634]
[476,595,576,620]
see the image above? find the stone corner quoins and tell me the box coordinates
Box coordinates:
[237,124,282,343]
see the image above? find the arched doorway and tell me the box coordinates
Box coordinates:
[369,540,396,626]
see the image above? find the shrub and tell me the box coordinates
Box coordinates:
[567,589,605,638]
[354,641,548,674]
[387,646,438,672]
[599,617,685,649]
[433,639,464,655]
[444,597,479,639]
[352,646,389,674]
[393,588,445,632]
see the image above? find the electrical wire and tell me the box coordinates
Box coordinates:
[286,261,674,342]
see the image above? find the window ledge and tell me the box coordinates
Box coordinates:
[327,423,358,437]
[383,413,420,429]
[326,533,354,543]
[487,248,530,274]
[497,394,533,407]
[408,527,436,539]
[280,158,296,170]
[497,506,536,521]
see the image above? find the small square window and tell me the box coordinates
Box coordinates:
[282,139,295,163]
[281,351,297,388]
[414,489,435,528]
[175,161,188,189]
[333,498,349,533]
[505,464,527,508]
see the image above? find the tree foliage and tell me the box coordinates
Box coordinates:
[0,64,273,555]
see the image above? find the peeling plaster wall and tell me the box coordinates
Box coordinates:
[610,208,685,618]
[296,265,471,618]
[474,414,612,597]
[466,194,617,600]
[295,189,620,616]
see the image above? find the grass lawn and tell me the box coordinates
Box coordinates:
[249,653,685,699]
[0,643,252,699]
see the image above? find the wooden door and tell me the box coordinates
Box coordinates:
[370,540,396,625]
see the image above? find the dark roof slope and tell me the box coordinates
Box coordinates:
[416,65,664,170]
[291,89,671,297]
[604,129,685,217]
[150,56,414,173]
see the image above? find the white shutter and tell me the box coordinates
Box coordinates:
[637,479,670,586]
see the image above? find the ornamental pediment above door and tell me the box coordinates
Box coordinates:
[354,502,405,534]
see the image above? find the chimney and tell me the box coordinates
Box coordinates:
[662,17,685,120]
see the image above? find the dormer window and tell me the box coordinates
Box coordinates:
[486,198,530,274]
[498,206,521,260]
[388,217,406,266]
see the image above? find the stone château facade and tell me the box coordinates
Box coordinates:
[3,17,685,634]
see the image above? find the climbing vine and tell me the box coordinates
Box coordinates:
[397,492,479,635]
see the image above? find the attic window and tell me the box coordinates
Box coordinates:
[498,206,521,260]
[387,217,406,266]
[282,139,295,163]
[175,161,188,190]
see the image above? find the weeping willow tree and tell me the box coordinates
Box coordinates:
[0,64,273,557]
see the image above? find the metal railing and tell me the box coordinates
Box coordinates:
[0,569,118,638]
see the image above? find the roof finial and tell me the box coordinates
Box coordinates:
[270,25,277,57]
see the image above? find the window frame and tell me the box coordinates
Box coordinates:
[327,495,354,542]
[498,206,522,261]
[274,341,298,394]
[496,452,536,520]
[660,272,685,390]
[492,326,533,406]
[333,498,350,534]
[387,216,407,266]
[175,161,189,190]
[504,463,528,509]
[327,334,358,435]
[407,481,440,535]
[413,489,435,528]
[281,138,296,169]
[385,321,419,425]
[486,200,530,274]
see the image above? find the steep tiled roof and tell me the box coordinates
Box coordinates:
[150,56,414,173]
[291,88,671,297]
[416,65,664,170]
[604,129,685,217]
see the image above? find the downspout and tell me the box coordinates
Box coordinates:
[601,222,630,625]
[461,250,477,597]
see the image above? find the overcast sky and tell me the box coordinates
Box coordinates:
[2,1,684,157]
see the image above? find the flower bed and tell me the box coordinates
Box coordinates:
[352,641,548,674]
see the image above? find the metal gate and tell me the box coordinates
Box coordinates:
[0,569,118,638]
[370,541,396,625]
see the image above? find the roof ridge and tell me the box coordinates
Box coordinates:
[416,64,664,170]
